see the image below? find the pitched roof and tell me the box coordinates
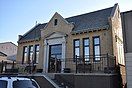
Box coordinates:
[19,23,47,41]
[66,7,113,33]
[0,51,7,57]
[19,4,115,42]
[0,42,17,47]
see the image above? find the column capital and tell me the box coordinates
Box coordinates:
[44,39,48,46]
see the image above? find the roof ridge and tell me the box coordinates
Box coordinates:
[121,10,132,13]
[0,42,17,46]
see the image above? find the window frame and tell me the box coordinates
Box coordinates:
[93,36,101,61]
[34,44,39,64]
[28,45,34,63]
[73,39,80,60]
[83,38,90,62]
[22,46,28,64]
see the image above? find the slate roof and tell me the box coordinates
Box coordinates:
[19,23,47,41]
[66,7,113,33]
[19,6,114,42]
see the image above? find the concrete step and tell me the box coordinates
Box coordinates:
[52,79,65,88]
[44,73,55,79]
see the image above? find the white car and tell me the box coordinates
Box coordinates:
[0,77,40,88]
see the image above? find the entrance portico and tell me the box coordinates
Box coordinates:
[43,32,66,73]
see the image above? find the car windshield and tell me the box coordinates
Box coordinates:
[0,80,7,88]
[13,80,39,88]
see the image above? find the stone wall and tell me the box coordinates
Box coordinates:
[55,73,119,88]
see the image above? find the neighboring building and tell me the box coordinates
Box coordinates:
[0,51,15,72]
[17,3,125,73]
[0,42,17,61]
[121,10,132,88]
[0,51,7,62]
[0,51,12,63]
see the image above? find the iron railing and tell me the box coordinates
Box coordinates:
[63,54,116,73]
[1,54,116,74]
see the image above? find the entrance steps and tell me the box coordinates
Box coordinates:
[44,73,55,79]
[43,73,66,88]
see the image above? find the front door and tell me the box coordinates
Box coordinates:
[48,44,62,73]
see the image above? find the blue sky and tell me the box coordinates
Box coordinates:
[0,0,132,45]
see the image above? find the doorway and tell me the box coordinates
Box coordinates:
[48,44,62,73]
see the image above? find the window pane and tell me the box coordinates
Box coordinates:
[85,47,89,56]
[36,52,39,63]
[75,48,79,57]
[84,39,89,46]
[29,46,33,63]
[51,45,62,55]
[35,45,39,63]
[24,47,27,52]
[94,46,100,55]
[23,46,27,63]
[94,37,99,45]
[29,52,33,62]
[74,39,80,59]
[24,53,27,62]
[36,45,39,51]
[84,47,89,61]
[94,46,100,61]
[93,36,100,61]
[75,40,79,47]
[30,46,33,51]
[83,38,89,61]
[50,44,62,60]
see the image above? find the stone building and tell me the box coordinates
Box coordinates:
[0,42,17,72]
[0,42,17,61]
[17,3,124,74]
[121,10,132,88]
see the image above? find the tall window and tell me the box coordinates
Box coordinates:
[83,38,90,61]
[74,39,80,59]
[93,36,100,61]
[34,45,39,63]
[29,45,33,63]
[22,46,28,64]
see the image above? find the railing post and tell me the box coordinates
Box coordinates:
[106,53,109,71]
[1,60,4,73]
[75,55,77,73]
[114,56,116,68]
[29,60,31,74]
[83,57,85,73]
[5,61,7,73]
[12,61,14,69]
[55,57,57,73]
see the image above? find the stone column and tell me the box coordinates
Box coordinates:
[61,37,66,72]
[43,39,49,73]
